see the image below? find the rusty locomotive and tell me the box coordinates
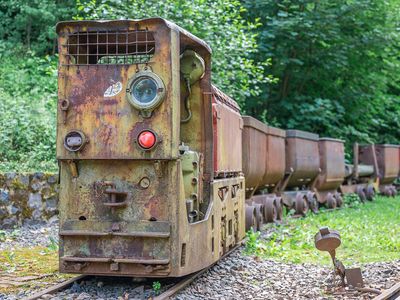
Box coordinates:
[56,18,399,278]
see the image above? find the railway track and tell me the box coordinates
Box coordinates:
[23,244,242,300]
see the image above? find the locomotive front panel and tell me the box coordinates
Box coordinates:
[56,19,246,278]
[56,20,181,276]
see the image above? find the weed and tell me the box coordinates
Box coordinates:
[343,193,361,207]
[244,229,261,255]
[152,281,161,295]
[0,230,5,242]
[3,251,15,263]
[47,236,59,251]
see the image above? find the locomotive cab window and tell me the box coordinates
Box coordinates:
[63,30,155,65]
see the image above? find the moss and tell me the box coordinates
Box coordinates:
[9,178,28,191]
[0,246,72,294]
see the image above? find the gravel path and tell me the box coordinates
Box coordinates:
[0,221,59,251]
[174,249,400,300]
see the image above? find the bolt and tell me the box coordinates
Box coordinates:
[191,178,198,185]
[139,177,150,189]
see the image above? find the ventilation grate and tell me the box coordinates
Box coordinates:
[62,29,155,65]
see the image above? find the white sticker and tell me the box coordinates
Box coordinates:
[104,81,122,97]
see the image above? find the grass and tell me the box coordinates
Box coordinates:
[246,195,400,266]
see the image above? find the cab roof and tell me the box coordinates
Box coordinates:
[56,18,212,54]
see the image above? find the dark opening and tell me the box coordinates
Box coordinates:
[63,30,155,65]
[79,216,87,221]
[180,243,186,267]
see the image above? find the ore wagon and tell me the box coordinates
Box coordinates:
[241,116,286,229]
[279,130,320,215]
[314,138,345,208]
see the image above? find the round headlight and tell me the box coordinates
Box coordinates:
[126,70,165,112]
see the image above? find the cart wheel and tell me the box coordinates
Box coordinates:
[307,193,319,213]
[275,196,283,221]
[383,186,392,197]
[391,186,397,197]
[295,194,309,216]
[264,197,277,223]
[252,203,264,230]
[335,193,343,207]
[356,187,366,202]
[245,205,257,232]
[326,193,337,209]
[366,185,375,201]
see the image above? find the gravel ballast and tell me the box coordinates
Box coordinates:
[0,221,59,251]
[174,248,400,300]
[1,222,400,299]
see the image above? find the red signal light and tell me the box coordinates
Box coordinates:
[138,131,156,149]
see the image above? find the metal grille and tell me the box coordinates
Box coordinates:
[62,29,155,65]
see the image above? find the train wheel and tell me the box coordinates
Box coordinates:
[252,203,264,230]
[264,197,277,223]
[275,197,283,221]
[366,185,375,201]
[307,193,319,213]
[356,187,366,203]
[295,194,309,216]
[245,205,257,232]
[335,193,343,207]
[326,193,337,209]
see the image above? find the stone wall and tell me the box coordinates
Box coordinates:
[0,172,59,228]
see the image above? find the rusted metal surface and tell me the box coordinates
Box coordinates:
[212,86,243,177]
[362,144,399,184]
[314,138,345,205]
[315,227,364,288]
[242,116,267,196]
[241,116,285,200]
[285,130,320,188]
[360,144,400,195]
[56,18,245,278]
[264,126,286,187]
[341,143,379,202]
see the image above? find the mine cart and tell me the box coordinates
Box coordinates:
[242,116,286,228]
[360,144,399,196]
[340,143,379,201]
[314,138,345,208]
[278,130,320,215]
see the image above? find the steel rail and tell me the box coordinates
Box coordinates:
[21,243,243,300]
[373,282,400,300]
[23,275,88,300]
[154,243,242,300]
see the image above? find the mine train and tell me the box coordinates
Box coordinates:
[56,18,400,278]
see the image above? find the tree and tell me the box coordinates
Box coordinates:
[244,0,400,145]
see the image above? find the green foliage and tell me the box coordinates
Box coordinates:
[0,46,57,172]
[250,196,400,265]
[244,0,400,146]
[152,281,161,295]
[1,0,400,170]
[343,193,362,207]
[244,229,261,255]
[0,0,76,54]
[75,0,267,106]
